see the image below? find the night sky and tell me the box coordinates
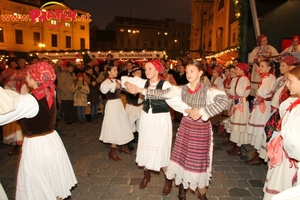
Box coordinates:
[64,0,191,29]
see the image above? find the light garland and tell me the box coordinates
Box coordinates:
[206,46,239,59]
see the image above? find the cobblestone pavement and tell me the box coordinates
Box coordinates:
[0,115,267,200]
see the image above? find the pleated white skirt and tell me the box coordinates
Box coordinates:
[16,131,77,200]
[100,99,134,145]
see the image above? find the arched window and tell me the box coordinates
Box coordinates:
[218,0,225,11]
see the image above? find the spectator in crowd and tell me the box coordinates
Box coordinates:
[58,62,77,124]
[71,73,90,126]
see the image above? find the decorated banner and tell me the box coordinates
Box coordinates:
[36,52,82,60]
[88,51,164,59]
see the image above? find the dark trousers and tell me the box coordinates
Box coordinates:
[90,103,98,121]
[62,100,77,123]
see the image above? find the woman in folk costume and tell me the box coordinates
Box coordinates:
[1,67,24,155]
[281,35,300,55]
[226,63,251,156]
[264,56,298,147]
[263,65,300,200]
[218,65,232,136]
[1,62,77,200]
[245,60,276,165]
[121,60,173,196]
[99,65,134,161]
[126,61,229,200]
[248,34,279,98]
[210,66,224,133]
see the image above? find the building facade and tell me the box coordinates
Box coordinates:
[0,0,90,55]
[190,0,238,60]
[100,16,191,60]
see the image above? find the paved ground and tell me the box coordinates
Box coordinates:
[0,115,267,200]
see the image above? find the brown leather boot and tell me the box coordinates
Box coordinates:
[162,177,172,196]
[244,152,263,165]
[223,139,233,146]
[8,144,19,156]
[108,147,121,161]
[118,145,132,154]
[178,184,186,200]
[140,170,151,189]
[226,144,241,156]
[197,193,208,200]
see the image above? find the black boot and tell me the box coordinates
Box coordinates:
[133,131,139,143]
[127,141,134,151]
[178,184,186,200]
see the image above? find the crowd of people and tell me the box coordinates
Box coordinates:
[0,33,300,199]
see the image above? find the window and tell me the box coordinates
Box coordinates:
[128,39,131,46]
[80,25,85,30]
[66,36,71,48]
[120,29,124,32]
[80,38,85,50]
[158,32,160,35]
[158,40,161,47]
[15,29,23,44]
[164,32,168,36]
[65,22,71,27]
[33,32,40,45]
[151,40,154,47]
[0,27,4,43]
[51,34,57,47]
[136,39,139,46]
[50,20,57,25]
[120,38,124,46]
[164,41,168,48]
[143,40,147,47]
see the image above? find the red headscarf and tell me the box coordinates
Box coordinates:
[213,66,223,76]
[236,63,251,79]
[28,62,56,108]
[147,60,164,74]
[281,56,298,66]
[256,34,266,45]
[293,35,300,40]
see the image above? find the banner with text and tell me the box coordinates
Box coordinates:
[88,52,163,59]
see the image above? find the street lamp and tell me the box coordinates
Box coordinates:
[38,43,46,51]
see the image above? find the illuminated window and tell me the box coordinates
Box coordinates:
[164,32,168,36]
[158,32,160,35]
[50,20,57,25]
[65,22,71,27]
[136,30,139,33]
[120,29,124,32]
